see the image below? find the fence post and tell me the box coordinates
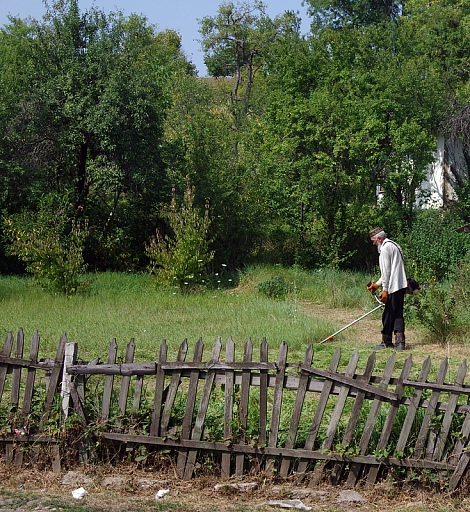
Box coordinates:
[62,342,78,420]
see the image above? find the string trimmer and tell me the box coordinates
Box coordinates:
[318,291,384,344]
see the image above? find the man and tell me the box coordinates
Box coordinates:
[367,227,408,351]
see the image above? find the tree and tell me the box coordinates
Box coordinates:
[0,1,193,270]
[260,8,440,267]
[306,0,404,29]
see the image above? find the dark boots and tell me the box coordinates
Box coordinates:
[373,334,394,351]
[395,332,405,351]
[373,333,406,351]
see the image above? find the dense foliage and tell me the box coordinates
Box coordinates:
[1,0,470,290]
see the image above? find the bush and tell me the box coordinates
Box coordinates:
[413,284,456,345]
[3,194,90,296]
[146,184,214,293]
[397,209,470,283]
[257,275,291,300]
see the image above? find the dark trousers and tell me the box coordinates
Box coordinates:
[381,288,406,336]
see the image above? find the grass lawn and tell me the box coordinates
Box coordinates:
[0,265,468,377]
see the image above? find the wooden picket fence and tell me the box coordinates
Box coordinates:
[1,329,470,490]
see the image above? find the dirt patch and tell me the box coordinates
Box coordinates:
[300,301,470,363]
[0,464,469,511]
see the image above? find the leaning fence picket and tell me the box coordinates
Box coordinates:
[365,354,413,488]
[221,337,235,478]
[100,338,117,423]
[414,357,448,458]
[0,333,14,399]
[395,356,432,455]
[346,352,397,487]
[40,333,66,429]
[161,339,188,434]
[432,360,467,462]
[279,344,314,478]
[183,337,222,480]
[177,338,204,477]
[10,330,24,410]
[22,331,40,417]
[297,348,341,474]
[311,350,360,486]
[235,338,253,476]
[331,351,377,485]
[149,340,167,437]
[116,339,135,428]
[266,341,288,473]
[258,337,269,449]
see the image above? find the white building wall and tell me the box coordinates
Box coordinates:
[418,135,466,208]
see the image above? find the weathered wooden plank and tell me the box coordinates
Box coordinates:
[310,350,360,486]
[132,374,144,411]
[68,362,156,375]
[69,381,87,427]
[449,451,470,490]
[161,361,275,371]
[0,333,15,404]
[266,341,288,473]
[297,348,341,474]
[222,337,235,478]
[177,338,204,477]
[331,352,376,485]
[61,343,78,420]
[402,380,470,395]
[365,354,413,488]
[279,344,314,477]
[449,400,470,468]
[1,434,59,442]
[150,340,168,437]
[395,357,432,455]
[432,360,467,462]
[100,431,457,472]
[161,339,188,433]
[346,352,397,487]
[414,357,448,458]
[259,338,268,448]
[52,443,61,473]
[116,339,135,428]
[301,366,398,402]
[183,338,222,480]
[0,355,54,372]
[100,338,118,422]
[10,329,24,409]
[40,334,67,428]
[22,331,40,416]
[235,338,253,476]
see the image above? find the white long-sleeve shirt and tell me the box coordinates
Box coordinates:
[376,239,408,294]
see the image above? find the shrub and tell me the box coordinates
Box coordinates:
[257,275,291,300]
[146,183,214,293]
[397,209,470,283]
[3,194,90,296]
[413,284,456,345]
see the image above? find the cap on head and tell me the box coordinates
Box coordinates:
[369,227,382,238]
[370,227,387,240]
